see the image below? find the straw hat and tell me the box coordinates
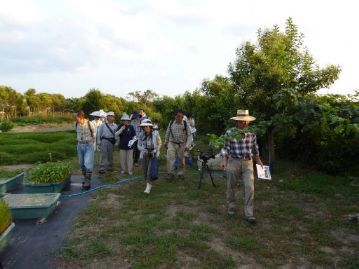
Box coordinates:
[139,119,153,127]
[231,109,256,121]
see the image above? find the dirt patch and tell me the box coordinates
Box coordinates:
[11,123,74,133]
[331,230,359,245]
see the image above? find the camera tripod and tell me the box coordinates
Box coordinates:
[198,159,216,189]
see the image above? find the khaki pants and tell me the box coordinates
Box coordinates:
[99,139,114,171]
[166,142,186,175]
[226,158,255,217]
[120,149,134,174]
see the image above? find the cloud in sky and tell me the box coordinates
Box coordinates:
[0,0,358,97]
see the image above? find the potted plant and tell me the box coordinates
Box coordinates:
[24,162,73,193]
[0,200,15,253]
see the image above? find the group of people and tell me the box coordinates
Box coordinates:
[75,108,196,194]
[75,107,263,224]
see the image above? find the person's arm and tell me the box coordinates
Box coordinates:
[115,124,125,136]
[164,123,171,148]
[252,134,263,168]
[96,124,103,146]
[185,122,192,149]
[220,130,231,170]
[156,133,162,157]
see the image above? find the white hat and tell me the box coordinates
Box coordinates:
[90,111,99,117]
[120,113,131,121]
[98,109,107,117]
[107,111,115,117]
[139,119,153,127]
[231,109,256,121]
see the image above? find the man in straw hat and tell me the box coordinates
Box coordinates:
[116,112,136,175]
[97,112,118,174]
[220,109,263,224]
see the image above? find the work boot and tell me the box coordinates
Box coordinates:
[144,183,152,194]
[82,172,92,190]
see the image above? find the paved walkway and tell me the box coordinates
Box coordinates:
[0,174,101,269]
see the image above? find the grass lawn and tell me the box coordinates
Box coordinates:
[57,159,359,268]
[0,131,77,165]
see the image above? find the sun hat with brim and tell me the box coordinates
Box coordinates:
[90,111,99,116]
[120,113,131,121]
[231,109,256,121]
[107,111,115,117]
[139,119,153,127]
[98,109,107,117]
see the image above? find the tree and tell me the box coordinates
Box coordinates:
[228,18,341,166]
[82,89,104,115]
[128,90,159,105]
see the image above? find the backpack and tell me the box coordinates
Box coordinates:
[75,120,94,138]
[169,119,188,139]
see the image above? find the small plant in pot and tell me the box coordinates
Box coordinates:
[0,199,15,253]
[25,161,73,193]
[0,200,12,235]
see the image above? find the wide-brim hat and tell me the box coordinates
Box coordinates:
[231,109,256,121]
[139,119,153,127]
[120,113,131,121]
[98,109,107,117]
[107,111,115,117]
[90,111,99,117]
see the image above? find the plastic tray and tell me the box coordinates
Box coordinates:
[24,175,70,193]
[0,173,24,194]
[0,222,15,253]
[2,193,61,219]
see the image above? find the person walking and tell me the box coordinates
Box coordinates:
[90,111,104,152]
[164,109,192,180]
[75,111,96,190]
[97,112,118,174]
[220,109,263,224]
[138,119,162,194]
[130,111,142,166]
[116,113,136,175]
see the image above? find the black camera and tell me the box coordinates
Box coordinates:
[199,151,215,162]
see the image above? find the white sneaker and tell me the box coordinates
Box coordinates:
[144,183,152,194]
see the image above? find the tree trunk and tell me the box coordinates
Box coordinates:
[267,126,275,171]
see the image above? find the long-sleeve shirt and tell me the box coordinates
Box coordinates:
[164,120,192,148]
[116,125,136,150]
[220,127,259,158]
[96,122,118,145]
[76,119,96,143]
[138,131,162,158]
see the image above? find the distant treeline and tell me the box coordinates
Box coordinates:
[1,18,358,174]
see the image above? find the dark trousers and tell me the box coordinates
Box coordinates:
[133,141,140,163]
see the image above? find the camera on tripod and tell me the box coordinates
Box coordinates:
[198,151,215,162]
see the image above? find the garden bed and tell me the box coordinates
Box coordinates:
[0,222,15,253]
[0,172,25,194]
[2,193,61,219]
[24,175,71,193]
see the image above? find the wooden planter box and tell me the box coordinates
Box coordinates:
[0,222,15,253]
[2,193,61,219]
[0,172,24,194]
[24,175,71,193]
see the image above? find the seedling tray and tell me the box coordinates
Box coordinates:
[0,222,15,253]
[24,175,71,193]
[0,172,24,194]
[2,193,61,219]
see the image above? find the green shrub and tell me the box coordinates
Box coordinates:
[0,120,14,132]
[0,200,12,235]
[27,161,73,184]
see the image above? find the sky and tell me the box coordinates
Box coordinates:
[0,0,358,98]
